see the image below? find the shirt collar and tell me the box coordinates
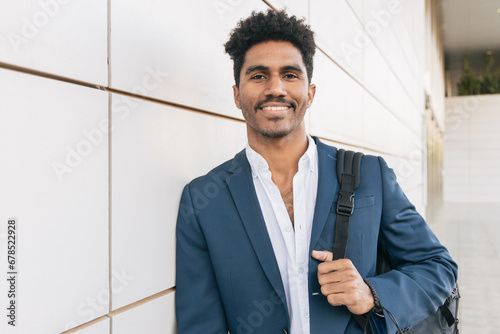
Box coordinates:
[245,135,318,178]
[302,134,318,173]
[245,142,269,178]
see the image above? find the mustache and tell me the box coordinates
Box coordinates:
[255,97,296,110]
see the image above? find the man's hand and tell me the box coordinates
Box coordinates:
[311,250,375,315]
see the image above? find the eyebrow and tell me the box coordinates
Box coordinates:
[281,65,303,73]
[245,65,304,75]
[245,65,268,75]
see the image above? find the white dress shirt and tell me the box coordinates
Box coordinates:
[245,135,318,334]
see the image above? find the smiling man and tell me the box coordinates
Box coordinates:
[175,10,457,334]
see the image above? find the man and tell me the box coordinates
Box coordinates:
[176,9,457,334]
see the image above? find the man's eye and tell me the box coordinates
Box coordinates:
[251,74,266,80]
[284,73,299,79]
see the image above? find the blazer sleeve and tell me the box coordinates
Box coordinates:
[366,157,458,332]
[175,184,228,333]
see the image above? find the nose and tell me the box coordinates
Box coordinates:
[264,75,286,97]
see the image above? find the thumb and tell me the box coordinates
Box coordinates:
[311,250,333,262]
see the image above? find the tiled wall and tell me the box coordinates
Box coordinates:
[444,94,500,203]
[0,1,435,333]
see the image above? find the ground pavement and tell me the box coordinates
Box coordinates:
[430,202,500,333]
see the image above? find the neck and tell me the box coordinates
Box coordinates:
[247,126,309,183]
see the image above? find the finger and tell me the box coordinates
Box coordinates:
[311,250,333,262]
[317,258,354,277]
[320,278,358,296]
[323,282,375,315]
[325,290,362,308]
[318,265,358,285]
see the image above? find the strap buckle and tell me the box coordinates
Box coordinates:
[337,190,354,216]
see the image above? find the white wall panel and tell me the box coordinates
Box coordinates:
[72,318,110,334]
[0,69,108,333]
[444,95,500,202]
[346,0,363,19]
[310,0,365,80]
[400,0,425,68]
[398,156,424,195]
[360,0,422,108]
[111,0,268,119]
[355,0,404,68]
[309,51,364,146]
[266,0,308,19]
[345,0,425,136]
[111,96,246,309]
[0,0,108,85]
[387,73,423,137]
[385,29,422,103]
[378,0,412,60]
[363,38,390,105]
[363,38,423,137]
[383,30,420,108]
[112,293,176,334]
[405,186,425,215]
[363,91,420,157]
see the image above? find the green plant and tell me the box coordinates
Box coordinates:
[457,54,500,96]
[457,58,481,95]
[479,54,500,94]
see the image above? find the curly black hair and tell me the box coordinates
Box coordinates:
[224,9,316,87]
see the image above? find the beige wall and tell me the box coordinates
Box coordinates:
[444,94,500,203]
[0,1,444,333]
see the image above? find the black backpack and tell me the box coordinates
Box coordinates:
[334,149,460,334]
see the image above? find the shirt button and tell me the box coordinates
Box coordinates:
[270,189,276,194]
[285,226,291,232]
[304,311,309,318]
[298,267,304,274]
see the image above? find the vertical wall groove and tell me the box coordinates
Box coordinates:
[107,1,114,333]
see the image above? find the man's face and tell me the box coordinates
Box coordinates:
[233,41,316,139]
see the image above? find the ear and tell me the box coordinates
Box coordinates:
[307,84,316,108]
[232,85,241,109]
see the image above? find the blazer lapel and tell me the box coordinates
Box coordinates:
[309,137,339,253]
[225,150,289,313]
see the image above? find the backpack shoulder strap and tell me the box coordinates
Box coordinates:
[333,149,364,261]
[335,149,370,333]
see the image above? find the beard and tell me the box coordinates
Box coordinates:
[252,118,294,138]
[241,96,305,139]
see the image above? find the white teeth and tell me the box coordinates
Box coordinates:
[262,106,289,111]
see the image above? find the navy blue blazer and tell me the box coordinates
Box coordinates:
[175,137,457,334]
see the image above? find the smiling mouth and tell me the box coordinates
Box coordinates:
[261,106,290,111]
